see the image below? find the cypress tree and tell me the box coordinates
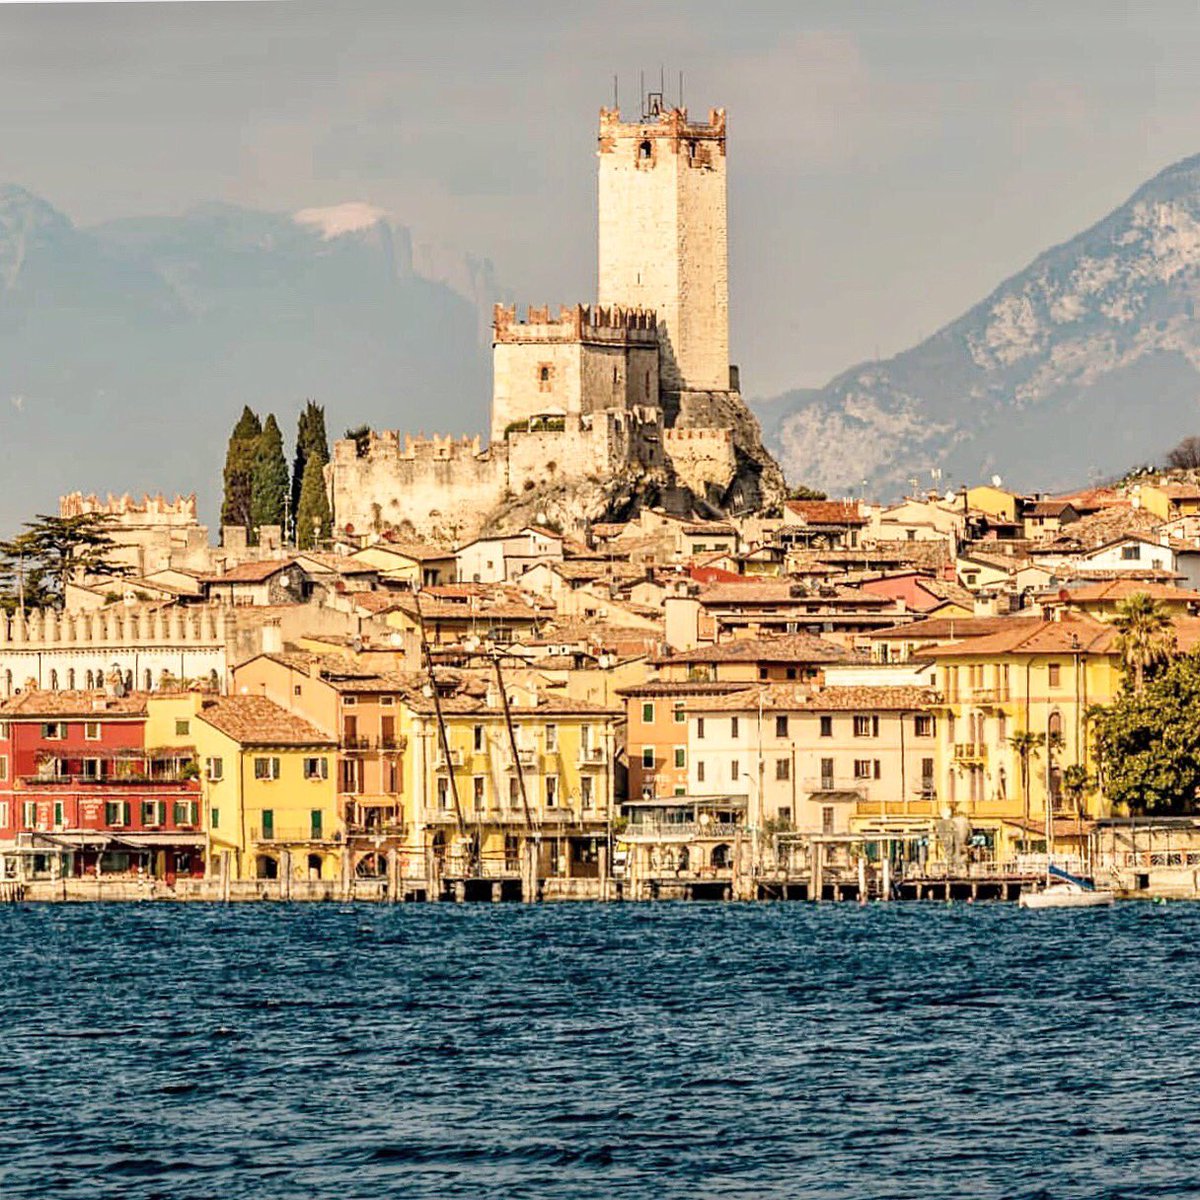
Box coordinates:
[251,413,290,535]
[291,400,329,540]
[295,450,332,550]
[220,406,262,535]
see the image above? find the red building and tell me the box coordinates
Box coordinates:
[0,691,204,882]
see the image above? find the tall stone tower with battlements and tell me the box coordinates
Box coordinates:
[597,100,731,404]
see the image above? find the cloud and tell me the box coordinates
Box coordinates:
[9,394,24,412]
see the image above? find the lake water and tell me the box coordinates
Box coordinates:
[2,901,1199,1199]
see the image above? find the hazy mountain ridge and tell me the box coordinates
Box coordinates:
[0,186,493,532]
[760,153,1200,499]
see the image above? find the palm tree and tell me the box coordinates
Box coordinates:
[1009,730,1046,825]
[1113,592,1176,693]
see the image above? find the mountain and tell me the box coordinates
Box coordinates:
[0,187,492,533]
[759,153,1200,500]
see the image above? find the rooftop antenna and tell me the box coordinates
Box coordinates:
[679,70,684,110]
[613,73,618,110]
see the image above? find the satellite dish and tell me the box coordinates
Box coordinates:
[991,474,1003,488]
[945,490,956,503]
[1132,496,1141,509]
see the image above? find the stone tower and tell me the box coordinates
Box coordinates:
[597,100,730,399]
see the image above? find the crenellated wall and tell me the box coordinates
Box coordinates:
[0,605,229,696]
[662,427,737,496]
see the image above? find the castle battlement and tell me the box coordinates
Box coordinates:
[663,427,733,445]
[333,431,486,464]
[59,491,199,524]
[598,105,726,151]
[493,302,657,345]
[0,604,226,649]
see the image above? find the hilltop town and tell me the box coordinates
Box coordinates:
[3,100,1200,903]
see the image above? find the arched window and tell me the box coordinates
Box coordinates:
[144,669,153,692]
[639,139,652,159]
[67,669,76,690]
[49,669,59,690]
[1048,711,1063,738]
[85,670,94,689]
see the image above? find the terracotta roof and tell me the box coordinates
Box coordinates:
[197,696,334,746]
[1044,580,1200,604]
[918,616,1117,659]
[864,615,1036,641]
[1151,483,1200,500]
[1046,487,1123,512]
[256,653,416,693]
[0,690,149,719]
[688,683,936,713]
[697,581,892,607]
[351,592,410,614]
[367,540,453,562]
[203,559,293,584]
[294,552,379,575]
[617,681,751,698]
[784,500,866,525]
[652,633,849,666]
[1025,500,1079,518]
[1032,505,1160,552]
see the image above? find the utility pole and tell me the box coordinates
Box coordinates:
[493,651,540,900]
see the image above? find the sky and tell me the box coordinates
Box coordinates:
[3,0,1200,396]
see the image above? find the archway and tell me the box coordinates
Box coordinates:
[307,853,323,880]
[255,855,278,880]
[710,843,731,870]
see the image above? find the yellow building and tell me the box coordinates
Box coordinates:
[920,616,1122,861]
[1138,483,1200,522]
[966,485,1019,525]
[193,695,338,882]
[400,677,618,884]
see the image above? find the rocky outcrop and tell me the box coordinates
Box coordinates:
[760,152,1200,500]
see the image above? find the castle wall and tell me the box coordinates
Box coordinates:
[662,427,737,496]
[330,434,507,544]
[58,492,211,576]
[598,106,729,394]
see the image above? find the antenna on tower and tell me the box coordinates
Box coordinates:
[679,70,684,109]
[613,73,618,110]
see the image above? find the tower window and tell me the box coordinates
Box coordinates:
[537,363,554,392]
[639,140,652,160]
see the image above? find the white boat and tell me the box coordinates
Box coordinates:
[1018,878,1115,909]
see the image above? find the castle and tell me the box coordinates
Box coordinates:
[330,98,785,545]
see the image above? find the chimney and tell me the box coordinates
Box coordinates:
[261,621,283,655]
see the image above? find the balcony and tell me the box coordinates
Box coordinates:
[969,688,1008,706]
[577,746,607,767]
[953,743,988,763]
[434,748,465,769]
[802,777,870,798]
[251,826,331,843]
[19,773,199,789]
[505,747,537,770]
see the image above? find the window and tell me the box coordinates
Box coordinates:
[581,776,594,808]
[546,777,558,807]
[0,802,8,828]
[437,777,450,810]
[175,719,190,737]
[206,757,224,782]
[674,747,686,769]
[0,756,6,782]
[105,800,130,826]
[380,696,394,707]
[854,715,880,738]
[822,806,835,834]
[775,758,790,781]
[508,778,520,808]
[546,724,558,751]
[294,685,303,697]
[303,757,328,781]
[211,807,220,830]
[915,714,935,738]
[0,720,7,738]
[254,757,281,781]
[23,801,36,828]
[53,800,64,828]
[696,717,705,739]
[819,716,833,738]
[343,696,357,706]
[473,724,484,752]
[641,747,655,769]
[785,667,797,681]
[1121,543,1141,561]
[731,716,740,738]
[642,702,655,724]
[854,759,873,779]
[262,810,274,839]
[473,776,485,811]
[311,810,323,839]
[775,715,788,738]
[758,668,768,681]
[1048,711,1064,738]
[639,139,652,159]
[673,705,685,724]
[1048,663,1061,688]
[998,711,1007,742]
[41,722,64,740]
[697,761,706,782]
[174,801,198,826]
[731,760,740,781]
[84,722,101,741]
[674,786,686,797]
[142,800,163,826]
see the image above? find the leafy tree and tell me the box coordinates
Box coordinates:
[1113,592,1175,693]
[220,406,262,535]
[1165,435,1200,471]
[345,423,371,457]
[250,413,289,534]
[787,484,828,501]
[1008,730,1046,823]
[291,401,329,541]
[1093,653,1200,814]
[1061,764,1093,819]
[295,450,332,549]
[0,513,131,610]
